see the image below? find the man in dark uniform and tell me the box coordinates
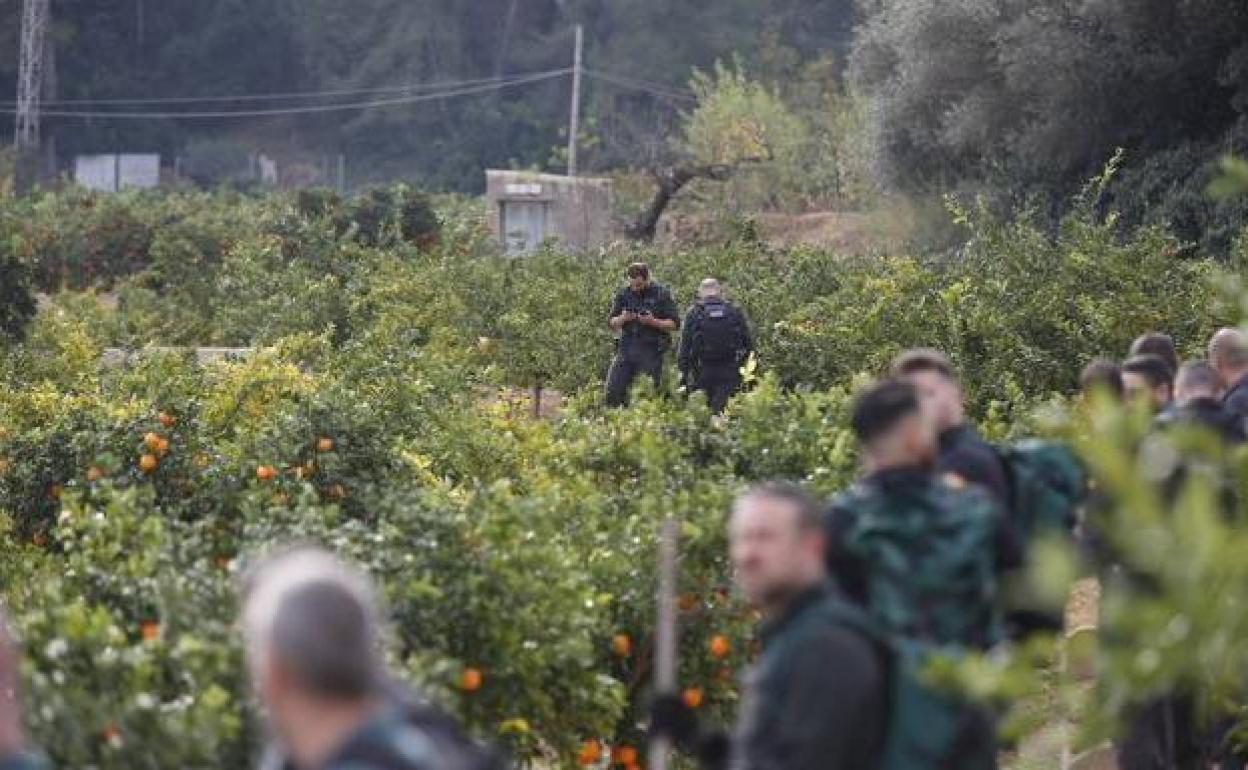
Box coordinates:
[605,262,680,407]
[1210,327,1248,431]
[677,278,753,413]
[890,349,1010,510]
[1156,360,1244,442]
[649,483,887,770]
[0,611,44,770]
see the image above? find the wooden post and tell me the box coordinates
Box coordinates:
[650,515,679,770]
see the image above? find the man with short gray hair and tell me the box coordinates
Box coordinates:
[1209,327,1248,428]
[676,278,753,413]
[1157,360,1243,441]
[245,547,472,770]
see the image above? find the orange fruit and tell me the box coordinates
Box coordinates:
[316,437,334,452]
[155,437,170,457]
[140,620,160,642]
[708,635,730,659]
[86,465,104,482]
[459,667,483,692]
[681,687,703,709]
[577,739,602,766]
[158,412,176,428]
[256,465,276,481]
[678,592,699,612]
[626,764,640,770]
[613,745,638,766]
[143,432,163,451]
[47,483,62,500]
[611,633,632,658]
[139,454,159,473]
[31,531,46,547]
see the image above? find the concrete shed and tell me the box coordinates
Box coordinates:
[485,170,613,255]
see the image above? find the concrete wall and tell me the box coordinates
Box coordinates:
[485,170,613,255]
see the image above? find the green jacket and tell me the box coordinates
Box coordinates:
[826,466,1004,649]
[0,752,46,770]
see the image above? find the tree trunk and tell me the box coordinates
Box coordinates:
[624,161,760,243]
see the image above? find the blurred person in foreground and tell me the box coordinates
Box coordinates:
[1121,355,1175,413]
[649,483,886,770]
[245,547,499,770]
[1209,327,1248,430]
[0,609,43,770]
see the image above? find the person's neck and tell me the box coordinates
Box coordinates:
[285,695,383,770]
[866,452,929,475]
[759,577,822,621]
[1228,368,1248,388]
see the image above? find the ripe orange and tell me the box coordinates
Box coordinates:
[256,465,276,481]
[681,687,704,709]
[613,745,638,766]
[316,437,334,452]
[678,592,699,612]
[154,437,170,457]
[611,633,632,658]
[143,432,163,451]
[158,411,176,428]
[459,667,483,692]
[86,465,104,482]
[139,454,159,473]
[577,739,603,766]
[708,634,730,659]
[140,620,160,642]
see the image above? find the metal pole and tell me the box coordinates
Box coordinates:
[566,24,583,177]
[650,515,679,770]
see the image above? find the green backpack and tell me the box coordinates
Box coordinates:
[996,439,1087,542]
[834,476,1004,648]
[820,601,998,770]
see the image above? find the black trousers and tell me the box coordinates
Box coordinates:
[606,345,664,407]
[693,360,741,414]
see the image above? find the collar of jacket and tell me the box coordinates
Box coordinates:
[759,582,831,647]
[862,464,935,490]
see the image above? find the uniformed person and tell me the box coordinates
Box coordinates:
[0,609,44,770]
[605,263,680,407]
[890,349,1011,510]
[676,278,753,413]
[825,378,1007,650]
[649,483,887,770]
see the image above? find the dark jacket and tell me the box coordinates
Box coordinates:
[938,424,1010,511]
[733,584,886,770]
[676,298,752,375]
[1223,374,1248,430]
[1157,396,1246,443]
[608,282,680,353]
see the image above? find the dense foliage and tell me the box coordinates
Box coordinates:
[851,0,1248,252]
[1,186,1248,767]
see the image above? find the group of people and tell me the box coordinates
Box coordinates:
[606,263,753,412]
[3,266,1246,769]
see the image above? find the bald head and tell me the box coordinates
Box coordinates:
[698,278,723,301]
[1209,328,1248,383]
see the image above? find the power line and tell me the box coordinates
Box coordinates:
[5,71,556,107]
[0,69,571,119]
[584,70,697,104]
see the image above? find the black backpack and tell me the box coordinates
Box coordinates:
[694,302,742,363]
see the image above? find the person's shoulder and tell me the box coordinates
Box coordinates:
[930,473,997,517]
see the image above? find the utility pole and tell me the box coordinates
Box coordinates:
[14,0,50,195]
[566,24,583,177]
